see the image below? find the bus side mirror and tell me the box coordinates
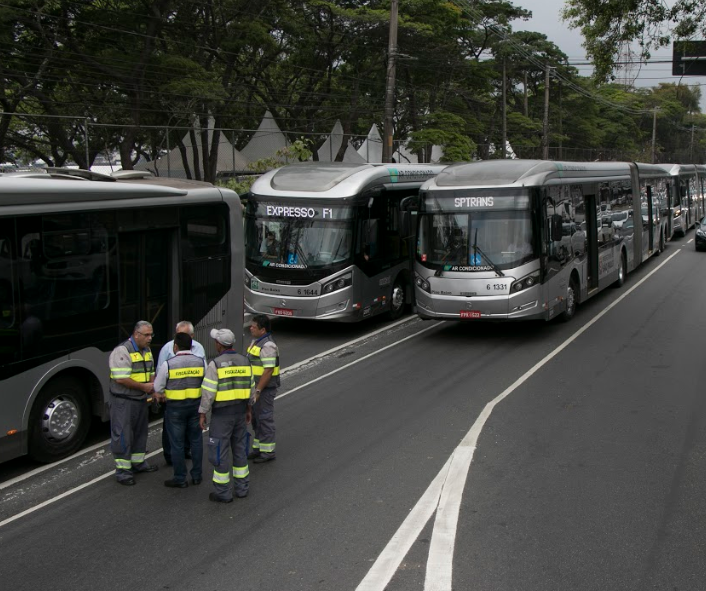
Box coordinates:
[550,214,563,242]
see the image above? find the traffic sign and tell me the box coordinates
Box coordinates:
[672,41,706,76]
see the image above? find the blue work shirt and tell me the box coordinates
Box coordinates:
[157,338,206,371]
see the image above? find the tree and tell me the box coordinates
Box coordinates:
[562,0,706,82]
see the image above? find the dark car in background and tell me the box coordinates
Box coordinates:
[695,216,706,251]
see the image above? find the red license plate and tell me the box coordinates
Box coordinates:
[459,310,481,319]
[273,307,294,317]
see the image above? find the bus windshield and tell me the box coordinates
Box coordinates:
[417,210,534,270]
[246,216,353,269]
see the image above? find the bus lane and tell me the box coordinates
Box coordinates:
[0,242,697,591]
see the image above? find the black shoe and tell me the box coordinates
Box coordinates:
[117,478,136,486]
[164,479,188,488]
[253,455,276,464]
[191,478,202,485]
[209,493,233,504]
[134,463,158,473]
[247,451,261,460]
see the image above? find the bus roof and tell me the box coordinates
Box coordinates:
[654,163,700,176]
[0,175,189,208]
[429,160,636,189]
[250,162,447,200]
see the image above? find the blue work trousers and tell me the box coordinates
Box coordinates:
[164,400,203,484]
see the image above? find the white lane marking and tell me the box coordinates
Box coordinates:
[0,418,165,492]
[358,250,681,591]
[0,317,417,491]
[0,319,432,527]
[356,458,453,591]
[276,323,438,401]
[686,238,694,244]
[0,450,161,530]
[280,316,416,376]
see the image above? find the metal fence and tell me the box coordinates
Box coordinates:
[0,111,660,181]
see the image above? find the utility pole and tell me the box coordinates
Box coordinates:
[690,124,695,163]
[502,58,507,159]
[542,66,552,160]
[651,107,659,164]
[382,0,398,163]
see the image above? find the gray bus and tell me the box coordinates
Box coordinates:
[244,163,446,322]
[413,160,670,322]
[658,164,706,237]
[0,169,244,463]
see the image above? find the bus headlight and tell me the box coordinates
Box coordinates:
[414,273,431,293]
[322,273,352,294]
[511,271,540,293]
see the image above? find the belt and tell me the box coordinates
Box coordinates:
[110,392,147,401]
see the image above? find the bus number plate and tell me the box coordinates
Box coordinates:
[460,310,481,319]
[273,307,294,317]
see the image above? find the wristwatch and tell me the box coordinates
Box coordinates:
[255,389,261,394]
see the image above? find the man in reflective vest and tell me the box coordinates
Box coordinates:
[246,314,280,464]
[199,328,253,503]
[153,331,205,488]
[108,320,159,485]
[157,320,206,466]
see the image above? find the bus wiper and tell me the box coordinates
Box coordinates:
[473,228,504,277]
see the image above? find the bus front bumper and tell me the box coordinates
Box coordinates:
[414,287,545,321]
[245,286,378,322]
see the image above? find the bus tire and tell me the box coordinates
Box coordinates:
[387,277,406,320]
[614,251,627,288]
[559,278,578,322]
[28,376,91,463]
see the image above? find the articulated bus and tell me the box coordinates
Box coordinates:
[658,164,706,237]
[413,160,671,322]
[244,163,446,322]
[0,170,244,463]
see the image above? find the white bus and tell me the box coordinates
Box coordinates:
[413,160,670,322]
[0,169,244,463]
[244,163,446,322]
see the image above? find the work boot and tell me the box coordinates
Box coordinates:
[209,493,233,504]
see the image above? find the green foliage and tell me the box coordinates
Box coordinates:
[218,139,313,195]
[407,111,476,162]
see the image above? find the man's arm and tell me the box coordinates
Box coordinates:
[152,362,170,401]
[198,361,218,429]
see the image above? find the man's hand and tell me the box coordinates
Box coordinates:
[154,393,166,403]
[141,382,154,394]
[199,413,207,431]
[246,407,252,425]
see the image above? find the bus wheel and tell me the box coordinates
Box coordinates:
[28,376,91,463]
[559,278,578,322]
[614,252,627,288]
[387,278,406,320]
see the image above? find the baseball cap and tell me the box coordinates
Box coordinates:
[210,328,235,346]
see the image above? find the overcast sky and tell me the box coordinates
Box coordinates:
[512,0,706,110]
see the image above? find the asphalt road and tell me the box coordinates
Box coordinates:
[1,235,705,591]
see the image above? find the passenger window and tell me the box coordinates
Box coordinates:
[181,204,228,259]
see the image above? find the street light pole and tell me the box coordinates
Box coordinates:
[382,0,398,163]
[542,66,552,160]
[651,107,659,163]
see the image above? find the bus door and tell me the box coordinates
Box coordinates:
[583,193,599,290]
[118,230,171,351]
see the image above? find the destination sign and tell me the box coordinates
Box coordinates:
[254,202,353,220]
[424,193,530,212]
